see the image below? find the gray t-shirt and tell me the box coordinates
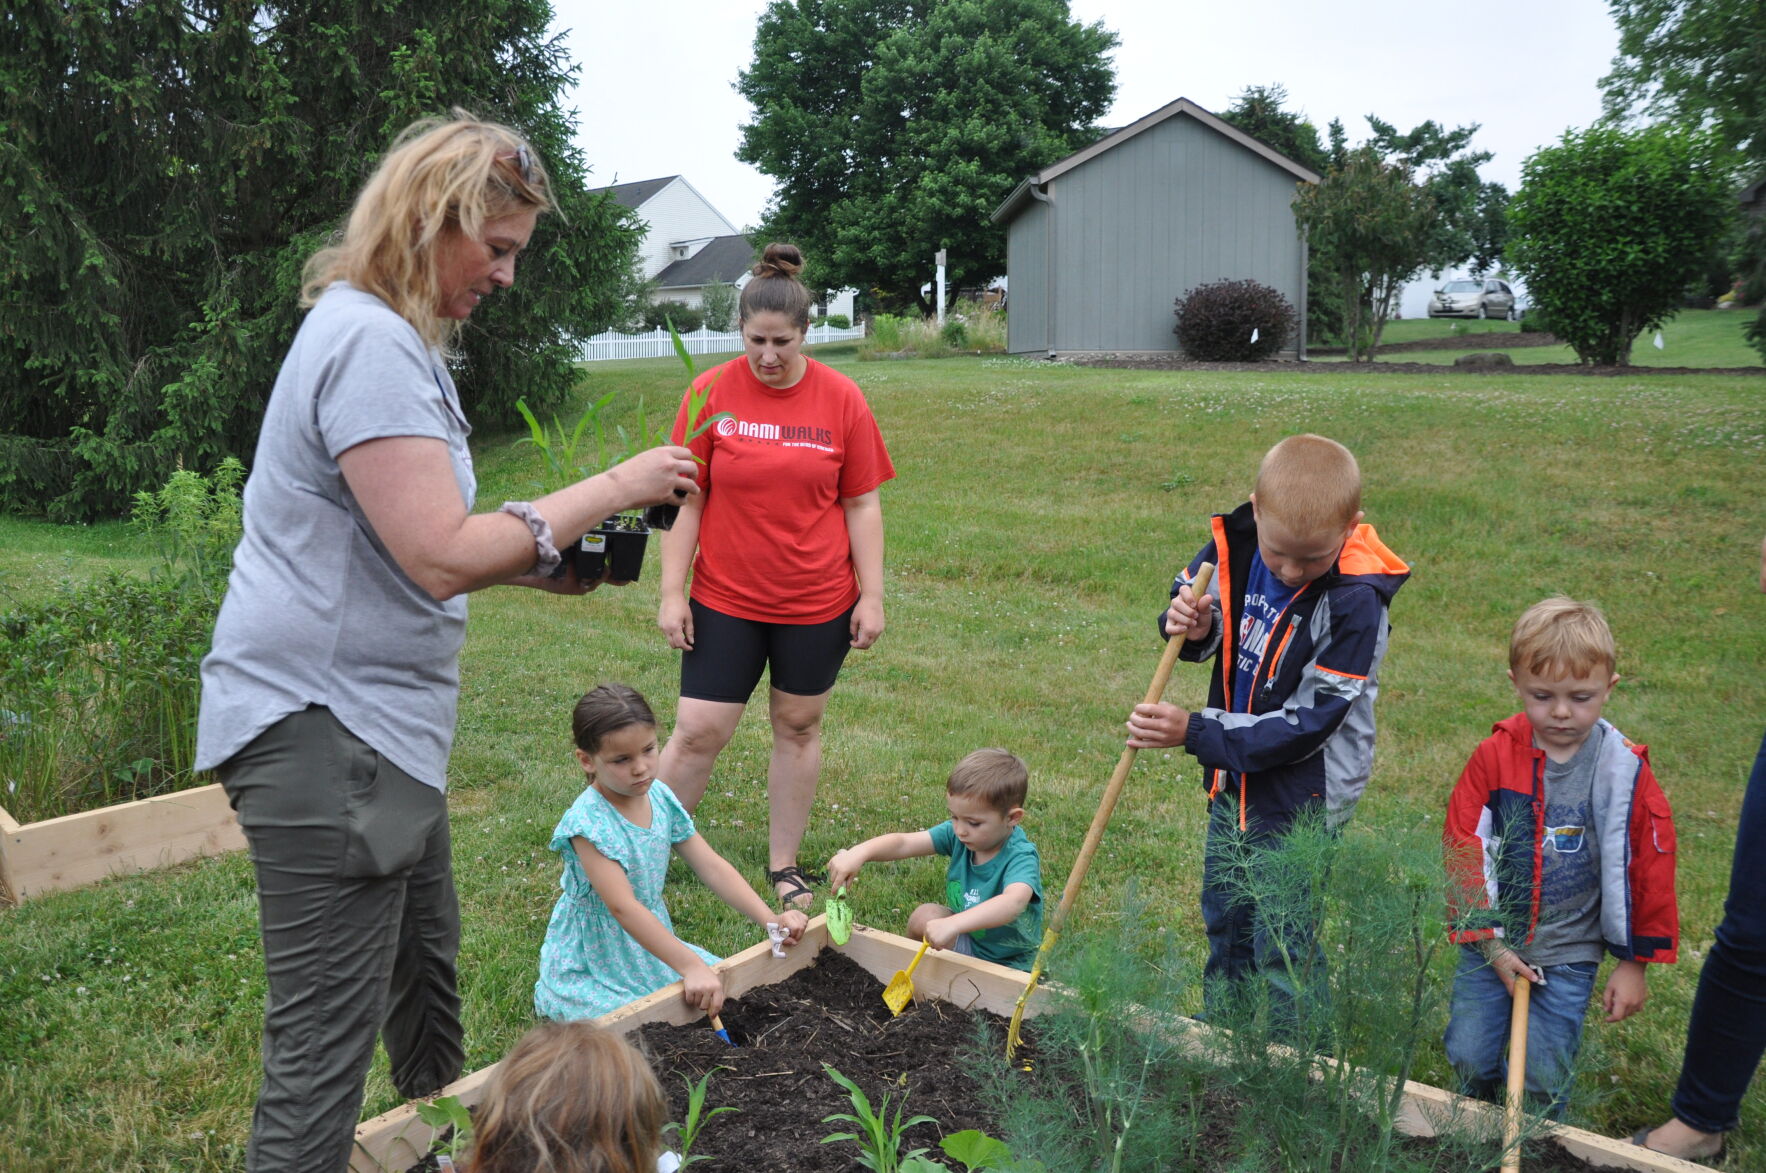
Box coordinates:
[196,284,476,789]
[1523,732,1604,967]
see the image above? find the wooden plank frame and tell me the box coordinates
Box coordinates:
[0,781,244,905]
[351,918,1711,1173]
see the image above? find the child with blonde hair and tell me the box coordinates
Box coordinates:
[1444,596,1678,1116]
[534,684,807,1022]
[462,1020,664,1173]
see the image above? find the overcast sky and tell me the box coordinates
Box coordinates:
[547,1,1623,314]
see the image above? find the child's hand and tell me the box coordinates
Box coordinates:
[1486,946,1543,996]
[925,916,962,952]
[1126,702,1189,749]
[681,961,725,1018]
[1603,959,1648,1022]
[827,848,862,891]
[776,909,809,945]
[1165,584,1213,642]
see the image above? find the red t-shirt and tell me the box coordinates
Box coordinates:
[671,356,894,623]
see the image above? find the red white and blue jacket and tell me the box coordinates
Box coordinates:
[1172,501,1410,832]
[1444,713,1678,964]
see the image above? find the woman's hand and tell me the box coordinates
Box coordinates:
[606,445,700,507]
[658,594,694,650]
[681,961,725,1017]
[508,563,610,594]
[850,595,885,649]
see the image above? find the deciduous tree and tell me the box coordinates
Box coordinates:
[0,0,642,520]
[737,0,1115,313]
[1507,124,1733,365]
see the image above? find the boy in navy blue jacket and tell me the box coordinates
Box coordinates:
[1126,434,1409,1024]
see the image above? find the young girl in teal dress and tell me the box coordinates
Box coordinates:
[534,683,808,1022]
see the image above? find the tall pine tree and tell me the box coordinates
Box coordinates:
[1,0,640,519]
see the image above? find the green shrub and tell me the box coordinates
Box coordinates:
[857,303,1006,360]
[0,461,243,823]
[644,301,706,334]
[825,313,851,330]
[700,281,739,333]
[940,318,969,348]
[1173,279,1297,361]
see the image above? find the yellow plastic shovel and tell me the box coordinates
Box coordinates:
[882,937,932,1016]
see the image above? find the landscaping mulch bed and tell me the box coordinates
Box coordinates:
[406,950,1605,1171]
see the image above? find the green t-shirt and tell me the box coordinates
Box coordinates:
[926,823,1043,969]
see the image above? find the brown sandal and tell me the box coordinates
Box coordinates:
[767,864,819,910]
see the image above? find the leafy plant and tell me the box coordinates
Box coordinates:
[939,1128,1014,1171]
[700,280,739,333]
[825,312,852,329]
[1173,280,1297,362]
[664,1066,739,1167]
[820,1064,940,1173]
[513,391,618,493]
[644,300,705,334]
[415,1094,474,1167]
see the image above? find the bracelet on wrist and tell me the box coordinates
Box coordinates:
[498,501,561,575]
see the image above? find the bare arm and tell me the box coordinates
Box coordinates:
[571,837,719,985]
[656,491,706,649]
[842,489,886,649]
[827,829,936,891]
[337,437,698,601]
[925,882,1035,950]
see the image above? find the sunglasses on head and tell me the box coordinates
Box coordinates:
[498,144,534,184]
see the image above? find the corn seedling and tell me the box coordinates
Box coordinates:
[665,1066,739,1167]
[820,1064,940,1173]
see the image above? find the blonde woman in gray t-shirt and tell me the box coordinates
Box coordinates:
[195,113,697,1173]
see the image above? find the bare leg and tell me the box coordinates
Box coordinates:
[766,686,832,904]
[906,903,948,940]
[659,697,746,812]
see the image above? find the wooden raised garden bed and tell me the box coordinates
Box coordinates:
[350,918,1713,1173]
[0,781,244,905]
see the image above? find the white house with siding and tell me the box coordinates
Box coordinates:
[591,174,854,320]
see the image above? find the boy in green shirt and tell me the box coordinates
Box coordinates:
[827,749,1043,969]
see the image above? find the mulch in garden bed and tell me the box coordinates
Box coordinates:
[405,949,1610,1171]
[1063,352,1765,377]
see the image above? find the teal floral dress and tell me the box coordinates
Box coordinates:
[533,781,721,1021]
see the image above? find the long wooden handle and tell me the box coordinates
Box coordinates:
[1500,976,1533,1173]
[1041,562,1216,945]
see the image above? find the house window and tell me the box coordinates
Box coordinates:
[672,245,689,260]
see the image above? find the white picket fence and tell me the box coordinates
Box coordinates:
[579,323,866,362]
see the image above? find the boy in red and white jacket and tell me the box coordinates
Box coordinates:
[1443,596,1677,1117]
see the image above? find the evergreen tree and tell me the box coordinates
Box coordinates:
[0,0,641,520]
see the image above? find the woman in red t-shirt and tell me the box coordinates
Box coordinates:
[657,243,894,910]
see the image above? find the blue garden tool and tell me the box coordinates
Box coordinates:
[709,1014,735,1047]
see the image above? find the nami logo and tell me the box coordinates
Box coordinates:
[731,419,779,440]
[715,416,737,437]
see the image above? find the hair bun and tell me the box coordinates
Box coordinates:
[753,241,804,280]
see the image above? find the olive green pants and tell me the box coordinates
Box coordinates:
[221,706,463,1173]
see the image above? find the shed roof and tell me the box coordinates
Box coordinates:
[655,234,756,289]
[991,97,1322,223]
[588,175,678,210]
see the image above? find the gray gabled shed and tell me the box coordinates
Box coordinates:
[992,97,1320,356]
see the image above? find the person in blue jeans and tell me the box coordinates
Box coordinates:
[1442,597,1679,1119]
[1633,539,1766,1162]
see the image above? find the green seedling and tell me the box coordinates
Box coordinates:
[820,1064,939,1173]
[415,1094,474,1170]
[939,1129,1015,1171]
[664,316,734,460]
[664,1066,739,1167]
[514,391,616,491]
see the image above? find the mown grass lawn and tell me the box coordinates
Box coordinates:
[1320,307,1763,368]
[2,354,1763,1171]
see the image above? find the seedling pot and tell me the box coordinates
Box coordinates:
[603,518,651,582]
[643,502,679,531]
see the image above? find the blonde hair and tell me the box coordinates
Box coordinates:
[1253,434,1362,537]
[739,241,816,331]
[463,1021,665,1173]
[301,110,553,351]
[1509,595,1617,680]
[946,748,1029,814]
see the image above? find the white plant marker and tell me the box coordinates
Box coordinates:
[765,921,788,958]
[1653,330,1665,350]
[1250,327,1260,343]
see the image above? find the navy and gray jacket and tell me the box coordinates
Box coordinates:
[1168,501,1410,831]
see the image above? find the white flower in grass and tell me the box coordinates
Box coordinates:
[76,986,88,996]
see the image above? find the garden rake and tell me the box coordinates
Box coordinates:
[1006,561,1215,1058]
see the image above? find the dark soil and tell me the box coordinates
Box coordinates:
[1309,331,1566,356]
[1063,347,1765,377]
[405,951,1608,1171]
